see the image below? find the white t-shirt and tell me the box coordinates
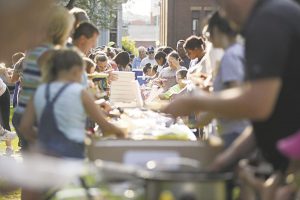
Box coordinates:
[0,78,7,96]
[140,57,157,68]
[34,82,86,143]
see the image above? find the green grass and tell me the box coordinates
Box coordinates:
[0,190,21,200]
[0,107,21,200]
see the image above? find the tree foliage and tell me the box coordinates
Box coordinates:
[122,36,137,56]
[58,0,128,28]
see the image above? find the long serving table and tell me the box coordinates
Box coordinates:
[86,107,224,171]
[84,107,231,200]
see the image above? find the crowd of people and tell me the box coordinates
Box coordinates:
[0,0,300,199]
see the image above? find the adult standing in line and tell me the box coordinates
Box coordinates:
[69,7,89,29]
[72,22,99,88]
[158,51,186,92]
[72,22,99,56]
[114,51,131,71]
[132,46,147,69]
[177,40,190,69]
[140,46,157,68]
[164,0,300,173]
[154,51,168,73]
[13,6,75,150]
[184,36,206,70]
[208,11,250,148]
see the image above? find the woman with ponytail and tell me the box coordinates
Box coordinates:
[157,51,187,92]
[184,35,212,90]
[184,35,207,69]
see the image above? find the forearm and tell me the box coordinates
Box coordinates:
[226,126,256,160]
[19,98,37,142]
[191,79,280,120]
[82,90,121,136]
[90,107,123,137]
[190,86,250,117]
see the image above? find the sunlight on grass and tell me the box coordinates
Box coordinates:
[0,190,21,200]
[0,107,21,200]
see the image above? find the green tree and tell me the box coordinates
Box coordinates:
[122,36,137,56]
[58,0,128,28]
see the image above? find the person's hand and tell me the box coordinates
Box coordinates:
[99,101,112,113]
[237,159,282,198]
[112,126,127,139]
[107,70,118,82]
[274,185,297,200]
[0,65,7,75]
[162,96,194,117]
[160,78,168,87]
[238,159,264,190]
[152,78,165,87]
[103,124,126,139]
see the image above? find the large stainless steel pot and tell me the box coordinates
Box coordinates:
[137,158,233,200]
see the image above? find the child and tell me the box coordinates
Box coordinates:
[20,48,125,159]
[95,54,111,73]
[143,63,153,77]
[159,69,188,100]
[84,57,96,74]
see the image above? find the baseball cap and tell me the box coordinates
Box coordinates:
[147,46,155,53]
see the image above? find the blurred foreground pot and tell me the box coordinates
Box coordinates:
[139,170,233,200]
[137,158,233,200]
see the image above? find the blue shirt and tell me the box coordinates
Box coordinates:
[132,57,142,69]
[213,43,249,136]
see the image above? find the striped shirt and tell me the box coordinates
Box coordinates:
[15,44,53,114]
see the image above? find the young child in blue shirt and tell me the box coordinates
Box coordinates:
[20,48,125,158]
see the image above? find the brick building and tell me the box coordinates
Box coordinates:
[160,0,217,48]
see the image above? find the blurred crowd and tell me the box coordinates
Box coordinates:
[0,0,300,200]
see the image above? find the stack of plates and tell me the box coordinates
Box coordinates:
[110,72,143,107]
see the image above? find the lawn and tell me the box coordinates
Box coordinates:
[0,106,21,200]
[0,137,21,200]
[0,190,21,200]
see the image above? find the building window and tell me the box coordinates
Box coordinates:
[192,10,200,35]
[192,19,199,35]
